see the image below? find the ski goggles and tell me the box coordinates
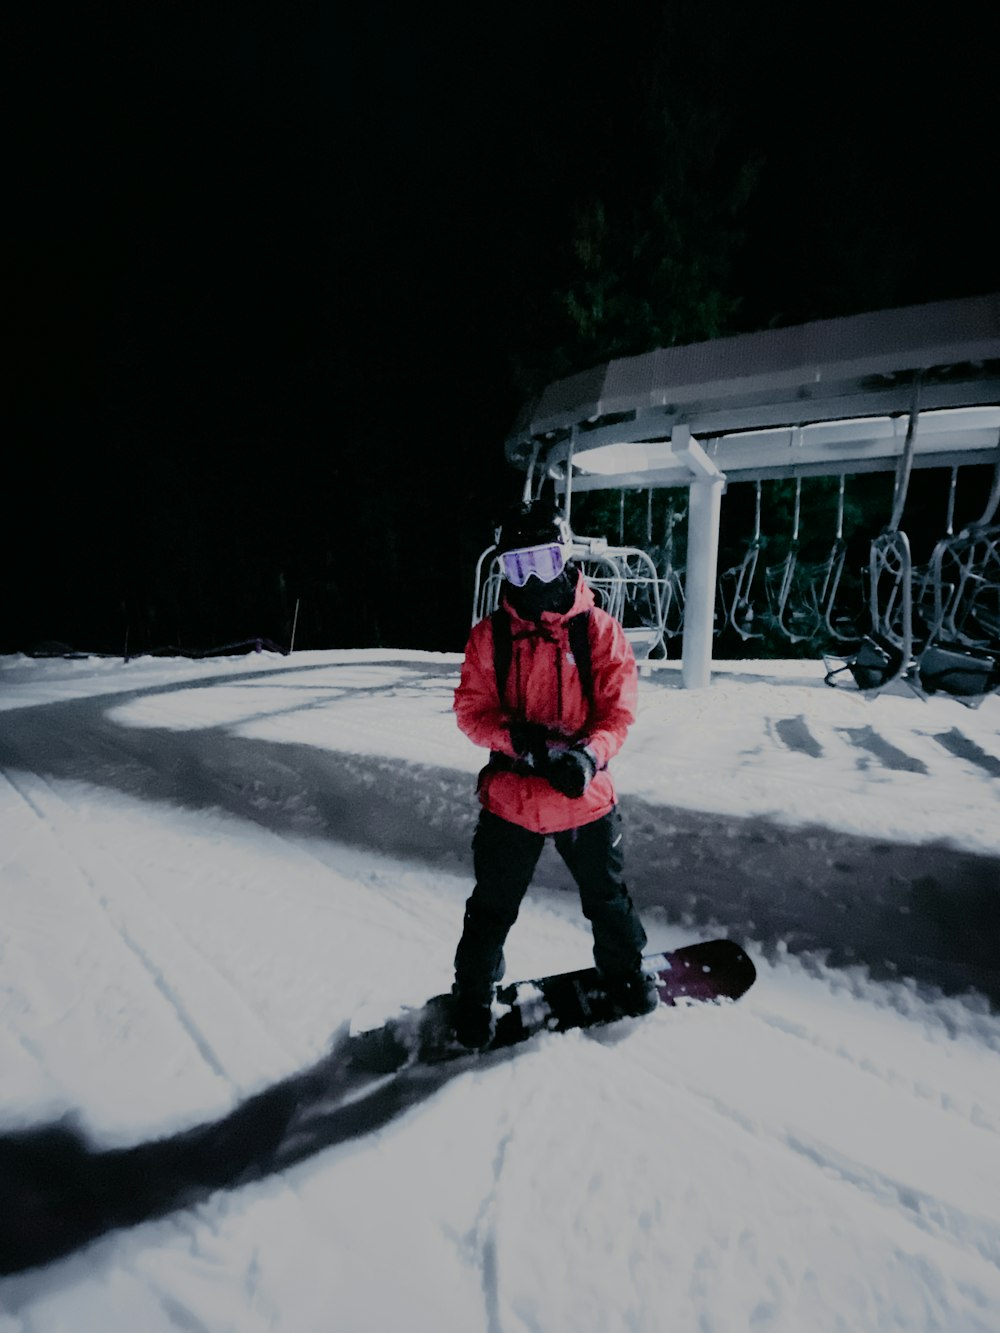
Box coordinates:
[499,542,568,587]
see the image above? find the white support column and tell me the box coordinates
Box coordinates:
[672,425,725,689]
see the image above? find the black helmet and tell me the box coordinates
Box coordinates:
[495,501,569,555]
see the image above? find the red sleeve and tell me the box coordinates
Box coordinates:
[583,612,638,767]
[453,618,518,756]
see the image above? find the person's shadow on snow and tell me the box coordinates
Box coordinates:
[0,1022,491,1278]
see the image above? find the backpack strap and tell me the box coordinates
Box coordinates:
[491,607,594,707]
[491,608,514,702]
[568,610,594,706]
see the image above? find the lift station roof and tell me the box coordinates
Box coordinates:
[505,292,1000,492]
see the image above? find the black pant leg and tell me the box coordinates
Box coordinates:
[454,811,544,999]
[554,809,647,977]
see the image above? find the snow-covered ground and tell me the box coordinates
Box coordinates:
[1,648,999,1331]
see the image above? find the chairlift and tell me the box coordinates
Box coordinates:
[762,475,826,643]
[472,521,668,662]
[818,476,860,643]
[910,443,1000,704]
[825,392,1000,703]
[931,446,1000,647]
[825,381,921,694]
[716,481,763,640]
[910,465,960,644]
[659,500,686,640]
[576,537,668,659]
[613,489,675,654]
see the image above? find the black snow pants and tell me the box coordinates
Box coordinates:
[453,807,647,1002]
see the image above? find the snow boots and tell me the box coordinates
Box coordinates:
[451,967,656,1051]
[450,989,496,1050]
[600,969,659,1016]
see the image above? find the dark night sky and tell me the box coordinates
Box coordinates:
[5,3,997,655]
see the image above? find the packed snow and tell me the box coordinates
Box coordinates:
[1,647,999,1331]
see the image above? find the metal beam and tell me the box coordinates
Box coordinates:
[671,425,725,689]
[527,379,1000,465]
[564,444,1000,493]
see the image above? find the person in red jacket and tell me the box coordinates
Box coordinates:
[451,501,656,1048]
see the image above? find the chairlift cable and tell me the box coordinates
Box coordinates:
[835,474,845,542]
[945,466,958,537]
[791,475,802,544]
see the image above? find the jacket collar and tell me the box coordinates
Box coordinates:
[502,569,595,634]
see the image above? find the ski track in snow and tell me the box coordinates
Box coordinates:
[3,766,245,1087]
[1,651,999,1331]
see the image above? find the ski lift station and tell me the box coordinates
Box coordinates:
[476,291,1000,693]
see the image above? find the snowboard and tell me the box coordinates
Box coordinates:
[347,938,756,1073]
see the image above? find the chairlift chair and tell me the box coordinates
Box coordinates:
[817,537,851,640]
[909,445,1000,704]
[716,480,764,640]
[662,566,686,639]
[910,465,961,645]
[577,539,667,659]
[933,449,1000,648]
[952,537,1000,646]
[816,476,862,644]
[825,383,922,695]
[658,502,687,641]
[762,475,827,644]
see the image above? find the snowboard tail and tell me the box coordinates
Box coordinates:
[348,938,755,1073]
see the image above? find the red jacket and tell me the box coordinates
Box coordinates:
[454,571,638,834]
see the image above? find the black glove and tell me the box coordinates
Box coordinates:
[545,745,597,798]
[508,721,553,768]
